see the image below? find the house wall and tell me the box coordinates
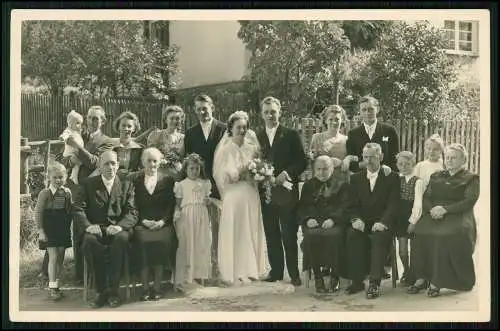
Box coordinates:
[169,21,251,88]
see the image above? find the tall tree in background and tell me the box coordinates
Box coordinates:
[338,21,394,113]
[21,21,76,98]
[21,21,178,100]
[238,20,350,116]
[367,21,457,121]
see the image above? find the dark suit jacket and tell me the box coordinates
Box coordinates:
[58,131,116,184]
[184,119,227,200]
[132,172,176,226]
[73,175,138,239]
[346,169,399,230]
[112,140,144,178]
[346,122,400,173]
[257,125,308,204]
[297,174,350,227]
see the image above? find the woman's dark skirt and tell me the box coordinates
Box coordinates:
[411,210,477,291]
[302,225,345,273]
[132,224,178,272]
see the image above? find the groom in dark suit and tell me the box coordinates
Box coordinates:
[344,143,399,299]
[257,96,308,286]
[344,96,399,173]
[184,94,227,280]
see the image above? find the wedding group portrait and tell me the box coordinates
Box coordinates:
[10,9,490,323]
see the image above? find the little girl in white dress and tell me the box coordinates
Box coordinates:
[173,153,212,289]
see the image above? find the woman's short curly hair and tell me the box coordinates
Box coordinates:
[162,105,185,127]
[113,111,141,134]
[226,111,250,136]
[321,104,347,129]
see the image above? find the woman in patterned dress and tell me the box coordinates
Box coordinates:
[147,105,185,179]
[309,105,349,161]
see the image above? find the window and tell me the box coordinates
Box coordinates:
[442,20,476,54]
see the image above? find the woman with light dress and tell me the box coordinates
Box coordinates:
[212,111,268,285]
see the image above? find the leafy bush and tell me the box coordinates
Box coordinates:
[367,21,457,122]
[20,195,38,250]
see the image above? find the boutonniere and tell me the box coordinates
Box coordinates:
[382,136,389,142]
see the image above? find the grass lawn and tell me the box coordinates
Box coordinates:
[19,242,78,289]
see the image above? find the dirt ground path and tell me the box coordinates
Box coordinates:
[19,277,478,312]
[18,220,482,314]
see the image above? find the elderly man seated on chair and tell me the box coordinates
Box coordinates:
[344,143,399,299]
[73,150,138,309]
[298,155,350,293]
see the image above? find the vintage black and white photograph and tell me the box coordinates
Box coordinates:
[9,9,490,322]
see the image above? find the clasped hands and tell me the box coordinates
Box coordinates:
[142,219,165,230]
[429,205,447,219]
[306,218,335,229]
[351,219,387,232]
[86,224,123,236]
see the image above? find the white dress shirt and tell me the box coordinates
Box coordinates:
[366,168,380,192]
[144,173,158,195]
[48,184,70,195]
[266,125,278,146]
[363,120,378,140]
[401,174,424,225]
[200,119,213,141]
[101,175,115,195]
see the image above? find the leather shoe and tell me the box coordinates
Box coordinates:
[291,277,302,287]
[328,276,340,293]
[89,294,108,309]
[366,283,381,299]
[108,294,122,308]
[345,282,365,295]
[262,275,281,282]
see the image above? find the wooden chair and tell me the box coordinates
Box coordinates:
[303,237,399,289]
[390,236,399,289]
[83,247,136,302]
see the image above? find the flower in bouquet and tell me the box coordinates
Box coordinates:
[247,158,275,204]
[162,151,183,172]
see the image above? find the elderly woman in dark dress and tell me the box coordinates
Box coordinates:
[111,111,144,178]
[298,155,349,293]
[408,143,479,297]
[131,147,177,301]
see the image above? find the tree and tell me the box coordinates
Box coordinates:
[440,59,480,120]
[366,21,457,122]
[237,21,350,116]
[341,21,394,51]
[21,21,179,99]
[338,21,394,112]
[21,21,78,97]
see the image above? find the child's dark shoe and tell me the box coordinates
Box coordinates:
[48,288,63,301]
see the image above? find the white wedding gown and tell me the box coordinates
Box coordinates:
[213,131,268,283]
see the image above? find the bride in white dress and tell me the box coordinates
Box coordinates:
[213,111,268,285]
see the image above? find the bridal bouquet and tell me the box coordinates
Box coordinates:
[247,158,275,204]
